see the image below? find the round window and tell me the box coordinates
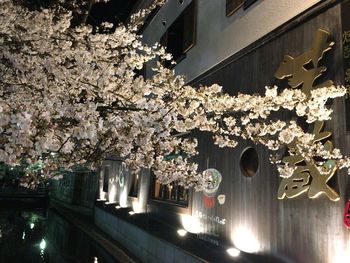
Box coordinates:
[240,147,259,177]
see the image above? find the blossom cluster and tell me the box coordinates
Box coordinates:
[0,0,348,190]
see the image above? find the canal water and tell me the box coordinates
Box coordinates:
[0,208,117,263]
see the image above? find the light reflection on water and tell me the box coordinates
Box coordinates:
[0,208,115,263]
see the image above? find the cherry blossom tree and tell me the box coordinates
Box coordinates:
[0,0,348,189]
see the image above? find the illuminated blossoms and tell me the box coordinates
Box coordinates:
[0,0,349,190]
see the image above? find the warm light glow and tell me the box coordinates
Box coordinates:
[30,223,35,229]
[39,239,46,250]
[119,188,128,207]
[132,199,143,213]
[227,247,240,257]
[181,214,203,234]
[331,238,350,263]
[232,227,260,253]
[105,201,116,205]
[177,229,187,237]
[128,211,135,215]
[108,184,116,203]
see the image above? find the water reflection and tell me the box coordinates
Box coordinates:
[0,208,116,263]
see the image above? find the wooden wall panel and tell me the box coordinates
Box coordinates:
[190,3,350,263]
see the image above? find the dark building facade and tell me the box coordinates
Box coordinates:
[75,0,350,262]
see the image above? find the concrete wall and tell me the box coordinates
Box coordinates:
[94,206,204,263]
[51,172,75,204]
[142,0,321,81]
[51,170,97,209]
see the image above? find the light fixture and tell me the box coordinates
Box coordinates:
[227,247,240,257]
[177,229,187,237]
[115,205,121,209]
[129,211,135,215]
[180,214,203,234]
[232,227,260,253]
[39,239,46,250]
[30,223,35,229]
[22,231,26,240]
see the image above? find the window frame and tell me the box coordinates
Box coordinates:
[149,174,192,214]
[160,0,197,67]
[102,166,109,193]
[226,0,244,17]
[128,172,141,198]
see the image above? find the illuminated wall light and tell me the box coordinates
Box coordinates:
[115,205,121,209]
[105,201,117,205]
[181,214,203,234]
[177,229,187,237]
[119,188,128,208]
[30,223,35,229]
[39,239,46,250]
[22,231,26,240]
[231,227,260,253]
[98,189,107,200]
[93,257,98,263]
[128,211,135,215]
[227,247,240,257]
[132,200,143,214]
[331,238,350,263]
[108,184,117,203]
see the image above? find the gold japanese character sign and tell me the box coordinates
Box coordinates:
[274,29,340,201]
[344,30,350,98]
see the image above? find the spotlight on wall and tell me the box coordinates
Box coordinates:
[177,229,187,237]
[180,214,203,234]
[232,227,260,253]
[227,247,240,257]
[128,211,135,215]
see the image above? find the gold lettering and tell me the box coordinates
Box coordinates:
[275,29,334,96]
[275,29,339,201]
[278,164,310,199]
[343,30,350,44]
